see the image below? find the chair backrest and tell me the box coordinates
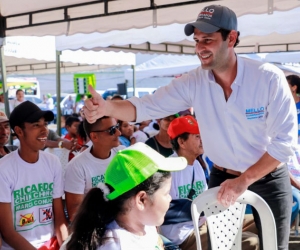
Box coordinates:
[44,147,70,175]
[191,187,277,250]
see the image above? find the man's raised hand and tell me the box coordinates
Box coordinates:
[83,85,106,123]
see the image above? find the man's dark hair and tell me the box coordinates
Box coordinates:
[217,28,240,47]
[65,116,80,128]
[16,89,24,95]
[170,132,190,151]
[83,116,109,140]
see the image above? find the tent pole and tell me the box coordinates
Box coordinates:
[0,44,9,117]
[0,40,13,144]
[56,50,62,136]
[132,65,136,97]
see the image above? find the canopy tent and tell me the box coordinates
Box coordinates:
[1,0,299,37]
[55,6,300,54]
[0,35,135,133]
[2,36,135,75]
[124,53,300,81]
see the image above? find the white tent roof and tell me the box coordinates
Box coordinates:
[125,54,200,80]
[56,7,300,54]
[125,53,300,81]
[2,0,300,37]
[2,36,135,75]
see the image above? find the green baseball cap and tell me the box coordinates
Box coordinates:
[105,142,187,200]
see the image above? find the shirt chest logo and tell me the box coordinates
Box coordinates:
[245,107,265,120]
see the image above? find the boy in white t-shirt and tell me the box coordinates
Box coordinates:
[0,101,68,250]
[64,116,124,221]
[160,116,259,250]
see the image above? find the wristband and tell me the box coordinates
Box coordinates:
[58,141,63,148]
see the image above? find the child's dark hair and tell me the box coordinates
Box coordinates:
[65,116,80,127]
[66,171,171,250]
[287,75,300,94]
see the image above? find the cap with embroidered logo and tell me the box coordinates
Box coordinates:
[104,142,187,200]
[167,115,200,139]
[185,5,237,36]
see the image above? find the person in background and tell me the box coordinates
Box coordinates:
[64,116,123,221]
[0,112,17,159]
[45,93,54,110]
[143,120,160,138]
[77,121,89,146]
[64,116,83,160]
[63,95,74,115]
[45,129,77,151]
[286,74,300,222]
[60,115,70,137]
[0,90,13,115]
[83,5,297,249]
[118,120,136,147]
[287,75,300,140]
[63,143,187,250]
[131,123,149,143]
[0,101,68,250]
[64,116,83,145]
[11,89,25,109]
[75,94,86,113]
[145,115,178,157]
[137,120,151,132]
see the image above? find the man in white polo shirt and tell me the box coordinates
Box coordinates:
[64,116,124,221]
[83,5,297,250]
[160,115,258,250]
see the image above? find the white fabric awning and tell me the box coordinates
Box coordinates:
[56,7,300,54]
[2,0,300,36]
[2,36,135,75]
[125,53,300,81]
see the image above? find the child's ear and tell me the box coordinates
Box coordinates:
[135,191,149,211]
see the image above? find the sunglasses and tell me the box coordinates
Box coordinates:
[91,123,120,136]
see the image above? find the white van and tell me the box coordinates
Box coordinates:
[5,77,41,99]
[102,87,156,99]
[127,87,156,98]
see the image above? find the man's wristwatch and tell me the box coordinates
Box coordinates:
[58,141,63,148]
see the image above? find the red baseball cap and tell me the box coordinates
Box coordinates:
[167,115,200,139]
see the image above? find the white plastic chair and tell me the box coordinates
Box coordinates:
[191,187,277,250]
[44,147,70,176]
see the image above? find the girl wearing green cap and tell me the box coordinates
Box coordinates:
[63,143,187,250]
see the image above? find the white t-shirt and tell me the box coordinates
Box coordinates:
[160,152,207,245]
[10,99,24,109]
[129,56,297,172]
[0,102,13,114]
[98,220,162,250]
[0,150,64,249]
[64,145,124,194]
